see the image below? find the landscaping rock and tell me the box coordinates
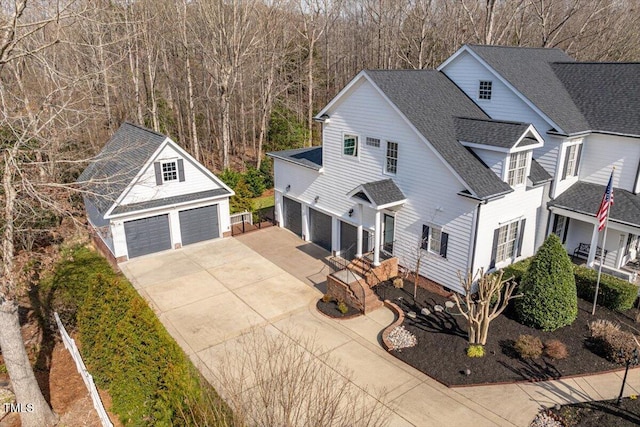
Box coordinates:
[420,308,430,316]
[407,311,416,319]
[434,304,444,312]
[445,301,455,309]
[529,411,563,427]
[388,325,417,350]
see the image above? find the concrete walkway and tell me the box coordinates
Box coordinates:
[121,227,640,427]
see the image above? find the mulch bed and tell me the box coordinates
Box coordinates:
[374,280,640,387]
[549,396,640,426]
[316,299,361,319]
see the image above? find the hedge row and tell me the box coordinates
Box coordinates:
[499,257,638,312]
[42,247,231,426]
[574,265,638,311]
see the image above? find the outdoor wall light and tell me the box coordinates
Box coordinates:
[285,184,291,192]
[348,208,354,217]
[314,196,320,203]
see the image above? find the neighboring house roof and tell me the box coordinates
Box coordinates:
[552,62,640,136]
[364,70,513,200]
[549,181,640,227]
[267,146,323,170]
[528,159,552,186]
[348,179,406,208]
[78,122,167,214]
[454,117,532,149]
[110,188,230,216]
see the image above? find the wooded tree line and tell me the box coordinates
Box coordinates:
[7,0,639,173]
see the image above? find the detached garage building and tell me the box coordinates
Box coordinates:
[78,122,234,262]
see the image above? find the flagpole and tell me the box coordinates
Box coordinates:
[592,167,615,316]
[592,214,609,315]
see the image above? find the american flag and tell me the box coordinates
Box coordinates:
[596,171,614,231]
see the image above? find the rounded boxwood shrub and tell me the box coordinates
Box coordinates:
[516,234,578,331]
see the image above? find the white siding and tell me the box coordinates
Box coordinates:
[470,148,505,178]
[274,78,480,293]
[120,144,223,205]
[473,185,545,272]
[441,51,563,177]
[579,133,640,192]
[553,138,582,198]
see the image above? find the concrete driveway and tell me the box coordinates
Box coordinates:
[121,227,640,427]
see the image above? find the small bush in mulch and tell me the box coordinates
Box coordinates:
[543,339,569,360]
[514,335,544,359]
[588,321,639,364]
[548,396,640,427]
[316,299,360,318]
[373,279,640,386]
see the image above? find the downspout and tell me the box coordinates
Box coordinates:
[468,201,482,274]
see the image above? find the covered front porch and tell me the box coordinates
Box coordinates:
[549,182,640,283]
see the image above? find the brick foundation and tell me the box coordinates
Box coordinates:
[327,274,363,312]
[90,232,121,272]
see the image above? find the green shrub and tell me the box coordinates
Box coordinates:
[466,345,485,358]
[501,257,532,285]
[46,247,231,426]
[574,265,637,311]
[337,301,349,314]
[244,166,266,198]
[514,334,544,359]
[516,234,578,331]
[258,157,274,189]
[544,339,569,360]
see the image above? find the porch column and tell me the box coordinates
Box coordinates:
[373,210,381,266]
[356,204,363,258]
[587,223,599,267]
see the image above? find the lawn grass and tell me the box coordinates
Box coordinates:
[252,194,275,209]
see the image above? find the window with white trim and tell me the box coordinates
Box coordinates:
[421,224,448,258]
[343,134,358,157]
[366,137,380,147]
[385,141,398,174]
[507,151,527,186]
[562,144,581,179]
[162,161,178,182]
[479,80,492,100]
[496,221,519,263]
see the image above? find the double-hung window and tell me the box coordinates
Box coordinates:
[490,218,526,268]
[562,144,582,179]
[162,161,178,182]
[385,141,398,174]
[422,225,448,258]
[507,152,527,186]
[343,134,358,157]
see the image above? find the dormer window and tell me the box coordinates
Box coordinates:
[162,161,178,182]
[507,152,527,186]
[479,80,492,100]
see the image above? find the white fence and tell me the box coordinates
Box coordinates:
[230,211,253,225]
[54,312,113,427]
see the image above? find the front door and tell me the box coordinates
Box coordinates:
[383,214,394,253]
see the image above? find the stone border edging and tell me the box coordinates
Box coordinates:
[381,299,405,351]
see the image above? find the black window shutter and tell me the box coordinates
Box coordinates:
[154,162,163,185]
[421,225,429,250]
[439,232,449,258]
[562,218,570,244]
[177,159,185,182]
[489,228,499,269]
[552,214,559,234]
[574,144,583,176]
[562,147,571,179]
[516,219,527,257]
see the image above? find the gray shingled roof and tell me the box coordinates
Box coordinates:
[528,159,552,185]
[351,179,406,207]
[365,70,513,200]
[111,188,230,215]
[454,117,532,149]
[467,45,589,135]
[552,63,640,136]
[548,181,640,227]
[77,122,167,215]
[267,147,322,170]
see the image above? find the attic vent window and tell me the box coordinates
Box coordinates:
[366,137,380,147]
[162,161,178,182]
[479,80,492,100]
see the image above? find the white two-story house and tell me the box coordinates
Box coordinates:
[269,45,639,294]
